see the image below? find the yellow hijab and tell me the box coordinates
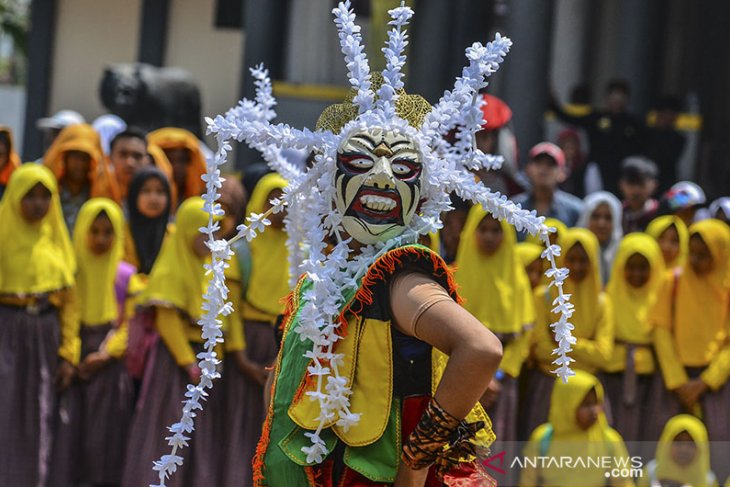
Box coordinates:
[690,219,730,292]
[245,172,290,317]
[142,197,211,318]
[148,128,207,200]
[559,228,603,338]
[606,234,664,344]
[516,242,544,267]
[653,219,730,366]
[455,205,535,334]
[655,415,714,487]
[525,217,567,247]
[0,164,75,294]
[528,371,628,487]
[549,370,610,439]
[73,198,124,325]
[646,215,689,269]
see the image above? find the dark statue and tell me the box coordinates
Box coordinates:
[100,63,202,137]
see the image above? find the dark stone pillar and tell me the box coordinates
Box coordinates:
[446,0,496,81]
[22,0,57,160]
[694,0,730,198]
[137,0,170,67]
[408,0,454,103]
[615,0,663,114]
[498,0,555,161]
[235,0,289,168]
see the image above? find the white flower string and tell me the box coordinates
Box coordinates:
[333,1,374,113]
[153,0,577,480]
[149,125,234,486]
[376,2,412,117]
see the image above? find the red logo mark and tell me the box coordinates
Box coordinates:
[482,450,507,475]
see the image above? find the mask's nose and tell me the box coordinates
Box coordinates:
[366,156,395,190]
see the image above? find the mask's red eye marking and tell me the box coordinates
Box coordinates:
[392,158,422,181]
[337,153,374,174]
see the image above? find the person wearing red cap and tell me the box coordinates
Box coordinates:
[513,142,585,233]
[474,93,526,195]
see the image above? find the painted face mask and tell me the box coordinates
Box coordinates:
[334,127,423,244]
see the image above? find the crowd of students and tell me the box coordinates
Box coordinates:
[440,133,730,485]
[0,120,282,487]
[0,100,729,487]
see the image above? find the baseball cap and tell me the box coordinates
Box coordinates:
[666,181,706,210]
[36,110,86,130]
[528,142,565,169]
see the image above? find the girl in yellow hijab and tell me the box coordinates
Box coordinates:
[43,123,121,230]
[531,228,614,374]
[646,215,689,270]
[52,198,134,486]
[148,128,207,204]
[521,370,634,487]
[640,415,718,487]
[455,206,535,443]
[524,228,615,439]
[601,234,664,444]
[651,219,730,478]
[237,172,291,484]
[121,196,222,487]
[0,164,78,487]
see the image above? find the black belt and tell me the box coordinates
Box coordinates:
[0,300,56,316]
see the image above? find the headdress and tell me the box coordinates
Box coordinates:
[151,2,577,483]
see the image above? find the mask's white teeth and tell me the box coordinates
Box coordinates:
[359,194,397,212]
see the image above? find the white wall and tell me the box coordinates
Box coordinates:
[50,0,141,119]
[0,85,26,150]
[165,0,244,125]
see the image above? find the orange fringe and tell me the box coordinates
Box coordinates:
[304,464,325,487]
[278,280,301,332]
[339,245,462,322]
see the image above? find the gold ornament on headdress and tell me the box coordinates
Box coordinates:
[316,72,432,133]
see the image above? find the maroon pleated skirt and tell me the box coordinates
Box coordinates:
[121,340,222,487]
[601,371,656,441]
[49,324,134,485]
[520,368,555,441]
[0,303,60,487]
